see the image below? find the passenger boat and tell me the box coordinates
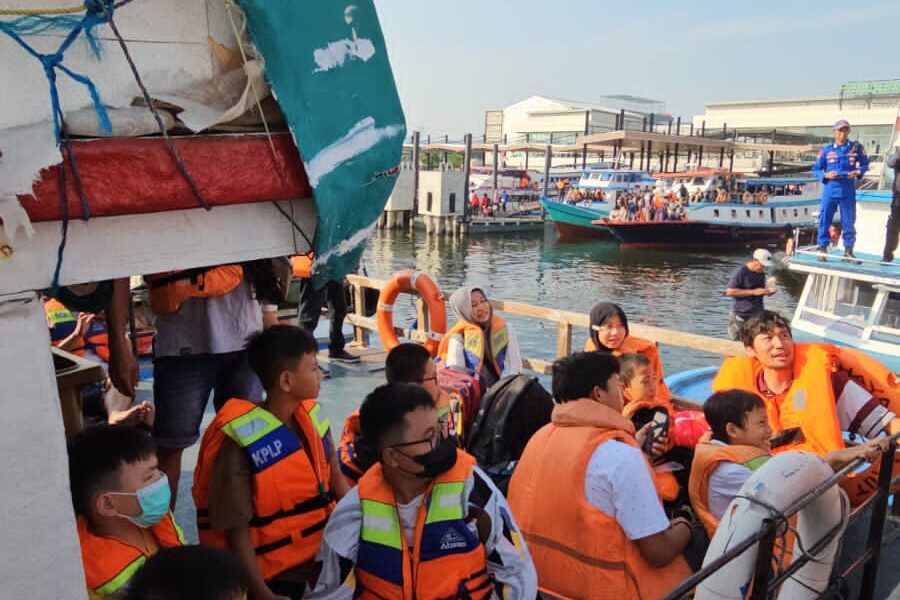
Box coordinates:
[575,166,656,194]
[540,196,614,239]
[600,176,821,249]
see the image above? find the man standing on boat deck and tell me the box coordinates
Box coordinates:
[813,120,869,261]
[724,249,775,341]
[881,146,900,263]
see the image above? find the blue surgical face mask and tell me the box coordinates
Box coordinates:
[109,475,171,528]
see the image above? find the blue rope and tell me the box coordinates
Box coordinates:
[0,2,113,143]
[0,0,118,290]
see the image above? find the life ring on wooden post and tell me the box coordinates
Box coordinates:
[376,270,447,356]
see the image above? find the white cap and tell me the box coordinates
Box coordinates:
[752,249,774,267]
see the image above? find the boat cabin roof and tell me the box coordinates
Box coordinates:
[790,248,900,286]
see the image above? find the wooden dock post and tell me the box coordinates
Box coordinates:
[492,143,499,202]
[462,134,472,226]
[556,321,573,358]
[542,144,551,198]
[411,131,421,230]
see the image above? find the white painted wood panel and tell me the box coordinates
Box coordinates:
[0,199,317,295]
[0,292,86,599]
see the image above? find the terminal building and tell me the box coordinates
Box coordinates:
[693,80,900,175]
[483,95,669,168]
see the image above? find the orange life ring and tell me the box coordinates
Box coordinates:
[376,271,447,356]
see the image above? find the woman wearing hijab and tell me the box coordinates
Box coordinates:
[584,302,671,401]
[437,286,523,387]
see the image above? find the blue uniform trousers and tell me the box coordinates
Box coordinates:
[817,179,856,247]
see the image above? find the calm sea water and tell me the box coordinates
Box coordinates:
[315,225,801,426]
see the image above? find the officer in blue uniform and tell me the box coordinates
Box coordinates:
[813,119,869,260]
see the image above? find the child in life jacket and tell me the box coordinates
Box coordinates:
[690,390,889,537]
[123,546,249,600]
[192,325,350,600]
[620,353,704,515]
[68,425,185,599]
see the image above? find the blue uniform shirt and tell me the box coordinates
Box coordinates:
[813,141,869,183]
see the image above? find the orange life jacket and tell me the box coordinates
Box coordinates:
[45,298,85,356]
[688,442,770,537]
[621,397,680,501]
[508,400,691,600]
[84,323,110,362]
[192,398,335,581]
[338,391,454,485]
[712,343,845,455]
[144,265,244,316]
[438,315,509,378]
[354,450,494,600]
[585,335,672,402]
[338,410,367,484]
[78,512,184,598]
[291,254,314,279]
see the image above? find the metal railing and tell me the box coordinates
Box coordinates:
[664,433,900,600]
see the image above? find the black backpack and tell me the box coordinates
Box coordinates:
[464,375,553,493]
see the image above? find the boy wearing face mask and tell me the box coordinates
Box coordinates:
[68,425,184,599]
[193,326,349,600]
[308,383,537,600]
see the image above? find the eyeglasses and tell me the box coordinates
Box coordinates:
[389,429,441,451]
[417,376,438,384]
[389,421,448,450]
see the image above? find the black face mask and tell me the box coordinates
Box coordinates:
[399,436,458,479]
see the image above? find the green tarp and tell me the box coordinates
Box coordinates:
[238,0,406,288]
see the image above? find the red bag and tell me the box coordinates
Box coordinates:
[437,367,485,442]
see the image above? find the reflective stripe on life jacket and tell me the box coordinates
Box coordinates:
[508,400,690,599]
[355,450,494,600]
[78,512,184,597]
[144,265,244,316]
[45,298,85,356]
[339,393,454,486]
[438,315,509,378]
[688,442,770,537]
[712,343,844,455]
[192,398,335,581]
[585,335,672,402]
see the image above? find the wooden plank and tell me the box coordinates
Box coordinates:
[1,199,316,295]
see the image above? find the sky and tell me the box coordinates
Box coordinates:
[374,0,900,137]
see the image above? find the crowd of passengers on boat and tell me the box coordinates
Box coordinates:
[53,262,900,600]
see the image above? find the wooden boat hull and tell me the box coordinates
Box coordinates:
[541,197,613,240]
[603,220,811,249]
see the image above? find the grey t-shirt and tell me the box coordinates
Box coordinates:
[154,280,262,357]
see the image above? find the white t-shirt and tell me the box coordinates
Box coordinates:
[706,440,755,521]
[397,493,425,548]
[154,280,262,357]
[584,439,670,540]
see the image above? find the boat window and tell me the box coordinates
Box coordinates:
[427,192,433,212]
[731,209,737,218]
[692,177,705,186]
[745,210,751,217]
[793,209,799,217]
[758,210,764,218]
[449,193,456,214]
[833,279,877,321]
[713,209,720,217]
[878,292,900,330]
